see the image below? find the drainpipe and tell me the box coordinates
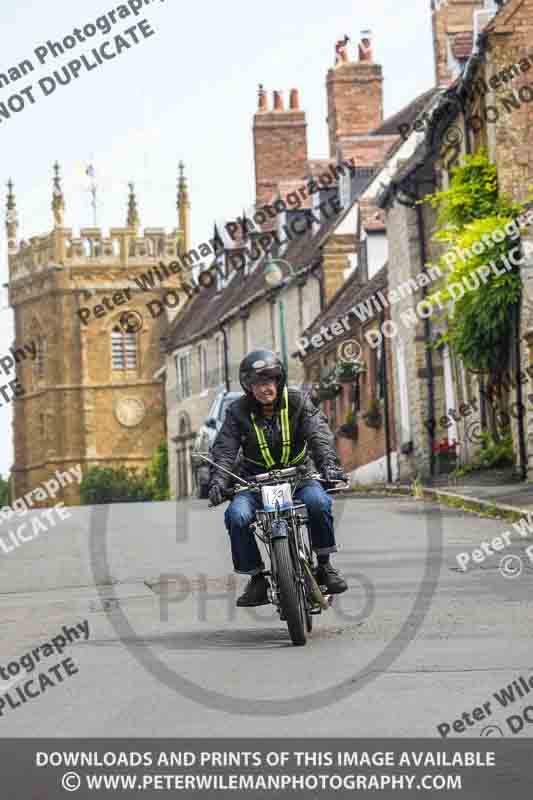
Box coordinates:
[513,292,527,480]
[220,324,230,392]
[415,193,436,478]
[311,257,325,312]
[380,309,393,483]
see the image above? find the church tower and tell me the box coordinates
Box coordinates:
[6,164,191,506]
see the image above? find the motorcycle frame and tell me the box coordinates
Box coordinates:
[250,480,319,618]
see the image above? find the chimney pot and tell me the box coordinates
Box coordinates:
[258,84,268,111]
[273,90,284,111]
[359,29,373,62]
[289,89,299,110]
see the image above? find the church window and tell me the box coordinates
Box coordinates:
[111,327,138,370]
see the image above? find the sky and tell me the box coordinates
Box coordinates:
[0,0,435,477]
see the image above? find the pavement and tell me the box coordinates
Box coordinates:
[0,493,532,739]
[351,467,533,514]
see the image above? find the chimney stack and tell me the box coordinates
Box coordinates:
[253,86,308,208]
[326,30,384,157]
[431,0,484,86]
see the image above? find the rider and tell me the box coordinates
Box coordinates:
[208,349,349,607]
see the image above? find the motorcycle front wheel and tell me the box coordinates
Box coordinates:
[272,537,306,646]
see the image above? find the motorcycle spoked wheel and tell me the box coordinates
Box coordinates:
[272,537,307,646]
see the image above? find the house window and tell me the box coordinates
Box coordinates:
[372,346,383,402]
[215,336,226,387]
[198,343,208,393]
[176,352,192,400]
[112,327,138,370]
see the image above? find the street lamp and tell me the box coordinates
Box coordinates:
[263,257,295,373]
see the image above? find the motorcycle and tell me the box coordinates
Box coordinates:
[198,456,347,646]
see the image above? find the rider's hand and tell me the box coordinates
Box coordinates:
[323,465,348,484]
[208,484,225,507]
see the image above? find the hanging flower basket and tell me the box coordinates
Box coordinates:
[336,360,366,383]
[338,422,358,440]
[318,382,342,401]
[363,400,382,429]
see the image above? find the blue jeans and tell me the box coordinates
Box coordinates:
[224,480,337,575]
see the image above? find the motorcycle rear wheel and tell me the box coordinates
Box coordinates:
[273,537,306,646]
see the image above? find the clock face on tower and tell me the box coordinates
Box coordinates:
[114,397,146,428]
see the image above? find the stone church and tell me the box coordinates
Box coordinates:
[5,163,191,505]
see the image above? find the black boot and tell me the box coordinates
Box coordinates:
[315,561,348,595]
[236,573,270,607]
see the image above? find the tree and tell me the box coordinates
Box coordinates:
[147,440,170,501]
[0,474,10,508]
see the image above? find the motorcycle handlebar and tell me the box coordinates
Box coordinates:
[225,472,349,498]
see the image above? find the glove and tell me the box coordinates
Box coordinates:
[323,465,348,484]
[208,484,225,507]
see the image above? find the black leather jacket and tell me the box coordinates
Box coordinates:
[209,388,340,490]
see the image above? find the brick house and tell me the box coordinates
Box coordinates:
[300,265,398,483]
[372,0,533,481]
[163,32,403,498]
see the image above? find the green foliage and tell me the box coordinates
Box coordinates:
[451,432,515,477]
[475,432,515,469]
[80,465,154,505]
[80,441,170,505]
[411,478,424,498]
[146,440,170,501]
[424,149,524,374]
[424,149,516,229]
[0,474,10,508]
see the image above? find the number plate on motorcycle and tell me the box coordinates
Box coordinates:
[261,483,293,512]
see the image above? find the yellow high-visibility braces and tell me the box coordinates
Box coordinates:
[251,387,307,468]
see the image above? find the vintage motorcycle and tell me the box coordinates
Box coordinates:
[199,457,347,646]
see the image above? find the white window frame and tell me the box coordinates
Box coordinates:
[176,349,193,401]
[111,327,138,371]
[198,342,208,396]
[215,334,225,388]
[394,338,412,446]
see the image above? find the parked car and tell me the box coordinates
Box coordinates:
[192,390,244,497]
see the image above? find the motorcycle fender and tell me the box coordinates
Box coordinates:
[270,519,289,540]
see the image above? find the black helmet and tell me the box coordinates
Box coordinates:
[239,349,286,395]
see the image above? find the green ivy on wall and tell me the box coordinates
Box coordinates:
[423,149,526,376]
